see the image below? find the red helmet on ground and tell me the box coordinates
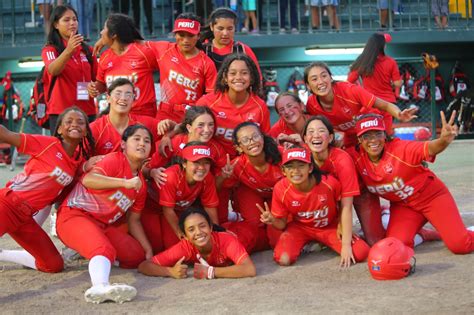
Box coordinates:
[414,127,432,141]
[368,237,416,280]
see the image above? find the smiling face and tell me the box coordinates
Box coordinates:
[55,9,78,39]
[282,161,312,186]
[184,158,212,183]
[121,128,152,162]
[57,110,87,141]
[108,83,134,115]
[187,113,215,143]
[211,18,235,47]
[236,125,264,157]
[184,213,212,249]
[304,119,333,154]
[275,95,305,125]
[226,60,251,93]
[175,31,199,54]
[306,66,333,98]
[359,130,386,162]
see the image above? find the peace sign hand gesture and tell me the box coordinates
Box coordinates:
[439,110,458,144]
[257,202,274,225]
[221,154,238,179]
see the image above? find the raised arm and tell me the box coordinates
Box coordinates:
[0,125,21,147]
[47,34,84,76]
[82,171,142,190]
[428,111,458,157]
[373,98,418,122]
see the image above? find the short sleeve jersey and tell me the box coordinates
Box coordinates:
[159,165,219,212]
[147,41,217,106]
[223,154,284,199]
[306,81,376,147]
[41,44,97,115]
[151,231,249,267]
[97,42,158,117]
[318,147,360,198]
[196,92,271,156]
[347,55,401,103]
[149,134,226,171]
[272,175,341,229]
[90,114,158,156]
[6,134,82,210]
[65,152,147,224]
[347,139,436,204]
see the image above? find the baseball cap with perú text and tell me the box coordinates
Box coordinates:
[182,145,214,162]
[355,115,386,137]
[282,147,311,165]
[173,19,201,35]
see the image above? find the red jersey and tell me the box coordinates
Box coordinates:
[148,41,217,107]
[272,175,341,229]
[210,40,262,77]
[42,44,97,115]
[318,147,360,198]
[347,55,401,103]
[268,114,310,138]
[196,92,271,156]
[97,42,158,117]
[306,81,376,147]
[159,164,219,212]
[63,152,147,224]
[6,134,82,210]
[90,114,158,156]
[152,231,248,267]
[223,154,284,199]
[149,133,226,170]
[347,139,436,204]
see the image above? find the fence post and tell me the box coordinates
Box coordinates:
[430,68,436,139]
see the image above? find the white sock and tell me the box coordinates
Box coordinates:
[414,234,423,247]
[0,249,37,269]
[88,255,111,287]
[33,206,52,226]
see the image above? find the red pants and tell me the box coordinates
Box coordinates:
[155,103,186,124]
[386,177,474,254]
[161,212,181,249]
[223,221,282,253]
[140,195,163,254]
[57,207,145,268]
[217,187,232,224]
[0,189,63,273]
[273,222,370,265]
[353,188,385,246]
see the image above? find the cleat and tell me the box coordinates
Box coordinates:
[301,241,324,254]
[84,283,137,304]
[418,228,441,242]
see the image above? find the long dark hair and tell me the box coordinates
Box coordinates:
[177,106,216,135]
[350,33,386,77]
[175,12,204,51]
[52,106,95,160]
[215,54,261,94]
[105,13,144,44]
[233,121,281,165]
[303,62,333,86]
[46,5,93,65]
[303,115,336,148]
[200,7,237,43]
[283,144,322,184]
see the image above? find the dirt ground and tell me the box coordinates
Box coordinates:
[0,141,473,314]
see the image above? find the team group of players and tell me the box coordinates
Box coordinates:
[0,4,472,305]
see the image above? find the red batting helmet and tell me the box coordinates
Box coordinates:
[414,127,432,141]
[368,237,416,280]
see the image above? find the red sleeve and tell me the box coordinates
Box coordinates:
[211,142,227,171]
[220,233,250,265]
[201,173,219,208]
[91,153,122,177]
[196,93,213,106]
[347,70,359,84]
[271,180,289,219]
[390,58,401,82]
[349,83,376,109]
[333,150,360,197]
[41,46,58,68]
[204,57,217,94]
[18,134,55,156]
[159,169,179,208]
[88,46,98,81]
[151,239,193,266]
[257,98,271,133]
[130,174,147,213]
[96,49,110,84]
[326,175,342,201]
[149,150,170,169]
[397,139,435,164]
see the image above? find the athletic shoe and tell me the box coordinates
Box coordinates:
[279,28,286,34]
[467,226,474,232]
[291,28,299,34]
[84,283,137,304]
[418,228,441,242]
[301,241,324,254]
[241,27,249,33]
[61,247,83,265]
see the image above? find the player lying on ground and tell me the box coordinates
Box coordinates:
[138,207,256,279]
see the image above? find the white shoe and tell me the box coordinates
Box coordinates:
[301,241,323,254]
[467,226,474,232]
[84,283,137,304]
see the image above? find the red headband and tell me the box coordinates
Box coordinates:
[173,19,201,35]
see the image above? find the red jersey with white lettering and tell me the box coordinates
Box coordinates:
[147,41,217,107]
[306,81,376,147]
[159,164,219,212]
[196,92,271,156]
[152,231,248,266]
[64,152,147,224]
[222,154,284,199]
[268,114,310,138]
[42,44,97,115]
[90,114,158,156]
[97,42,158,117]
[347,55,401,103]
[272,175,341,229]
[318,147,360,198]
[211,40,262,77]
[347,139,435,203]
[6,134,82,210]
[149,133,226,170]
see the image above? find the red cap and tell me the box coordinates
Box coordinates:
[181,145,214,162]
[383,33,392,43]
[356,116,386,136]
[414,127,432,141]
[173,19,201,35]
[282,148,311,165]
